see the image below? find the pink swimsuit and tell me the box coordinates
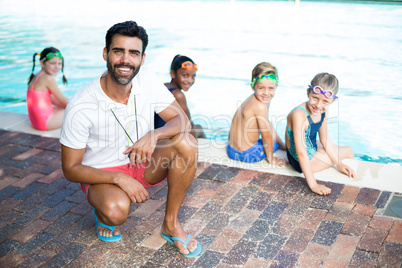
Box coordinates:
[27,73,55,131]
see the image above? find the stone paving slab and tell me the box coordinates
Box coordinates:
[0,130,401,267]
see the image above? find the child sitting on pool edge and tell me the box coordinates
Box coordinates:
[285,72,355,195]
[27,47,69,131]
[227,62,286,165]
[154,54,206,139]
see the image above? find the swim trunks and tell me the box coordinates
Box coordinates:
[227,139,279,163]
[27,73,55,131]
[80,163,166,197]
[286,106,325,171]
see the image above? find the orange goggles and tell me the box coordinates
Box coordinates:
[181,61,198,70]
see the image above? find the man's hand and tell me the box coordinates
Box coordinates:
[124,132,158,165]
[115,172,150,203]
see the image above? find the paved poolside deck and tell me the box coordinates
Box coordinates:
[0,111,401,267]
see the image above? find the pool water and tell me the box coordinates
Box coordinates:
[0,0,401,165]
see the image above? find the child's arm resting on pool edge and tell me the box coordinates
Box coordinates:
[292,110,331,195]
[318,117,355,178]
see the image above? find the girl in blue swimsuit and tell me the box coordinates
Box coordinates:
[285,73,355,195]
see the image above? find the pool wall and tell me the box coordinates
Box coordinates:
[1,110,401,193]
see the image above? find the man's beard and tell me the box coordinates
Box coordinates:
[107,59,141,85]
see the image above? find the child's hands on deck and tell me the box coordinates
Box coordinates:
[338,163,355,179]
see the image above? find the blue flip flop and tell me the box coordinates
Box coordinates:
[94,209,121,242]
[160,231,202,258]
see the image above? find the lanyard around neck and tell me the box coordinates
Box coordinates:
[110,95,139,145]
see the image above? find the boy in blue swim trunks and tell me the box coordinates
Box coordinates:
[227,62,286,165]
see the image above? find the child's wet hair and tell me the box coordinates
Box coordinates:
[28,47,67,85]
[105,21,148,54]
[251,62,278,82]
[309,72,339,95]
[170,55,195,72]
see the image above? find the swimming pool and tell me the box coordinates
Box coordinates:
[0,0,401,165]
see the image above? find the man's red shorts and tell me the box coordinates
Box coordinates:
[80,163,165,197]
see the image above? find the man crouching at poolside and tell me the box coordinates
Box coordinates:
[60,21,201,258]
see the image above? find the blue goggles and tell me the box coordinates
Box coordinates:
[309,85,338,99]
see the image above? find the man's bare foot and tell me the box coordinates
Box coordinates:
[94,210,121,238]
[97,224,121,237]
[161,224,198,255]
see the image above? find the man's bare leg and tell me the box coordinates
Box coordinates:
[87,183,131,237]
[144,133,198,255]
[86,132,197,245]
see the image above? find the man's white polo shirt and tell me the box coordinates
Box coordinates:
[60,66,175,169]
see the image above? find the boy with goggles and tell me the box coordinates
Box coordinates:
[227,62,286,165]
[285,72,355,196]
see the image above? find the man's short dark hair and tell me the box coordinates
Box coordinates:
[105,21,149,54]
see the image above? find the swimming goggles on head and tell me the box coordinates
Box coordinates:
[308,85,338,99]
[251,74,279,88]
[44,51,63,60]
[181,61,198,70]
